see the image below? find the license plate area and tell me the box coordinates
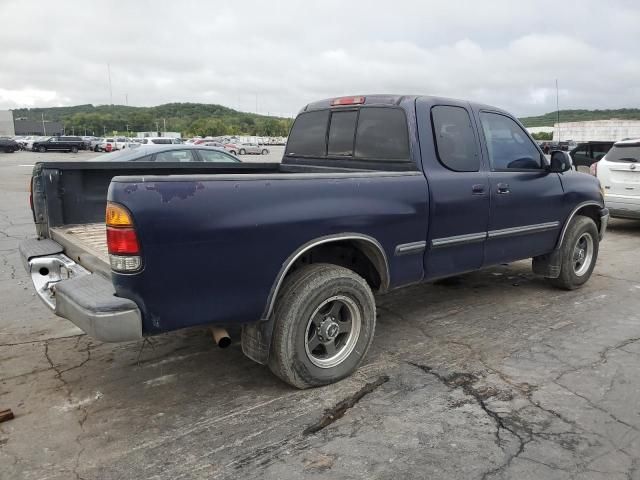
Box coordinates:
[29,254,89,309]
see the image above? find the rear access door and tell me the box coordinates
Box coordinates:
[416,97,491,279]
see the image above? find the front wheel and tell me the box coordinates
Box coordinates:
[261,149,268,155]
[38,146,46,153]
[70,146,78,153]
[268,263,376,389]
[548,216,599,290]
[239,149,246,155]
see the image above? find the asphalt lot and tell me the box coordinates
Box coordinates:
[1,150,639,479]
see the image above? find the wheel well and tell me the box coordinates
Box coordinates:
[288,240,387,292]
[575,205,601,231]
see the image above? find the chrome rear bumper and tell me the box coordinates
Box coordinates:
[20,238,142,342]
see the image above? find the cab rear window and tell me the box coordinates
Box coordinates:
[286,107,409,161]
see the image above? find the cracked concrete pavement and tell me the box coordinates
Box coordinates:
[1,150,639,479]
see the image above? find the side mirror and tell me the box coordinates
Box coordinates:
[548,150,572,173]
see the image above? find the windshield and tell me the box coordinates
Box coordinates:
[606,144,640,162]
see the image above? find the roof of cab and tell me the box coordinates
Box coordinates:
[300,94,508,116]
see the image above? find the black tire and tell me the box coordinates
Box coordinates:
[71,146,78,153]
[548,216,599,290]
[268,263,376,389]
[38,146,46,153]
[94,145,100,152]
[229,150,236,155]
[5,147,14,153]
[239,149,246,155]
[261,149,268,155]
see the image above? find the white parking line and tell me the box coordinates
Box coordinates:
[19,164,35,167]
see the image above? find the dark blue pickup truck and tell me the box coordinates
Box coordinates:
[21,95,609,388]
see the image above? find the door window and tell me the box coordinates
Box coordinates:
[153,150,196,162]
[431,106,480,172]
[480,112,542,170]
[198,149,239,162]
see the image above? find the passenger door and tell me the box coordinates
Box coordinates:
[477,110,564,265]
[417,100,491,279]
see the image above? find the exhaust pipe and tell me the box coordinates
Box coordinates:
[210,327,231,348]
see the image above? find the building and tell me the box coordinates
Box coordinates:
[526,126,554,136]
[553,119,640,142]
[14,119,63,136]
[0,110,15,136]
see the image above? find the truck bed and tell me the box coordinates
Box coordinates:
[50,223,109,273]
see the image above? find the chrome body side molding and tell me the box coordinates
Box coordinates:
[395,241,427,256]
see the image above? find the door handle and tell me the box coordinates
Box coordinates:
[472,184,485,195]
[497,183,510,194]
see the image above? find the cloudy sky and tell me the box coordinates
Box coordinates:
[1,0,639,117]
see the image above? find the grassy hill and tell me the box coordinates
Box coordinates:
[11,103,293,137]
[520,109,640,127]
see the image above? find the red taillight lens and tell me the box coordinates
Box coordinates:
[590,161,598,176]
[106,227,139,255]
[105,143,112,152]
[331,96,365,106]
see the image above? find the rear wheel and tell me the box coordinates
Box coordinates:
[239,149,246,155]
[71,146,78,153]
[5,147,14,153]
[548,216,599,290]
[261,149,268,155]
[268,264,376,389]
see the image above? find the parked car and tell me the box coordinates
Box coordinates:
[236,142,270,155]
[24,136,46,151]
[224,142,240,155]
[32,136,84,153]
[89,144,241,162]
[0,137,19,153]
[20,94,608,389]
[570,141,614,170]
[139,137,182,145]
[201,141,225,148]
[592,138,640,219]
[89,137,104,151]
[81,136,99,150]
[98,137,133,152]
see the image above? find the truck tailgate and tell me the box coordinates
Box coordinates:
[49,223,109,272]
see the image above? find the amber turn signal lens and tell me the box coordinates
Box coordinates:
[106,202,133,227]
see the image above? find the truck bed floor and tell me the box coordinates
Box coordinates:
[50,223,109,265]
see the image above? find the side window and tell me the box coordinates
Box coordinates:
[431,106,480,172]
[198,149,238,162]
[354,108,409,160]
[328,110,357,156]
[153,150,196,162]
[480,112,542,170]
[285,110,329,157]
[131,154,153,162]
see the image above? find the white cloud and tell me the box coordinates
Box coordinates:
[1,0,639,117]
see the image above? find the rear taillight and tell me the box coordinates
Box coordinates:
[106,202,141,272]
[105,143,112,152]
[590,161,598,176]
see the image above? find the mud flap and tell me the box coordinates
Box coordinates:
[241,318,275,365]
[532,249,562,278]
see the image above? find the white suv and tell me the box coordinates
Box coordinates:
[593,139,640,219]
